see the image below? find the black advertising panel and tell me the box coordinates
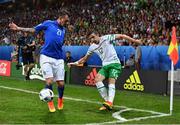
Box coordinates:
[70,66,98,86]
[116,69,168,94]
[70,66,168,94]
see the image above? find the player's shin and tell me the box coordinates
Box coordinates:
[108,83,115,104]
[57,85,64,110]
[45,84,53,90]
[57,85,64,99]
[96,81,108,101]
[45,84,55,112]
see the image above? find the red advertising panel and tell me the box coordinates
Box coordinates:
[0,60,11,76]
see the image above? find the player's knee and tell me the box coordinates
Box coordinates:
[108,78,116,84]
[57,81,64,87]
[46,78,53,85]
[95,74,104,83]
[94,78,99,83]
[95,76,101,83]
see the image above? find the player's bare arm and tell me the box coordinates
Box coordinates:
[9,22,35,33]
[115,34,142,45]
[68,54,90,67]
[78,55,90,64]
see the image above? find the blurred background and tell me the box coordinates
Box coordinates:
[0,0,179,46]
[0,0,180,70]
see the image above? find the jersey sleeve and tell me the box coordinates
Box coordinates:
[86,45,95,56]
[100,34,116,44]
[34,20,49,34]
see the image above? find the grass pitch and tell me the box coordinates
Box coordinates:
[0,65,180,124]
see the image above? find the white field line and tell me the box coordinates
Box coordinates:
[98,113,171,124]
[88,108,171,125]
[0,85,170,124]
[112,108,130,121]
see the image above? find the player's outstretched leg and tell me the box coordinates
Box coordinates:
[57,81,64,110]
[45,84,56,112]
[103,83,115,110]
[96,81,108,111]
[95,74,108,111]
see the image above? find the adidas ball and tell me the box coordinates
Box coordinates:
[39,88,54,102]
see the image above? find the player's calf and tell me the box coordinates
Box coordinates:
[57,81,64,110]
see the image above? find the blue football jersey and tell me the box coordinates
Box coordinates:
[34,20,66,59]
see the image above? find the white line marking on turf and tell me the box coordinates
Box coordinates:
[112,108,129,121]
[0,85,170,124]
[99,113,171,124]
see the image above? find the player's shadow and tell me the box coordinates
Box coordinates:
[88,106,122,114]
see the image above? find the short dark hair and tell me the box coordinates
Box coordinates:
[59,9,70,18]
[87,31,99,39]
[87,32,93,37]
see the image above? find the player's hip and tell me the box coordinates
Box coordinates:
[98,63,122,79]
[40,54,64,67]
[102,63,121,70]
[102,60,121,67]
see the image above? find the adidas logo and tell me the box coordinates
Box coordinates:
[124,70,144,91]
[84,68,97,86]
[29,64,45,81]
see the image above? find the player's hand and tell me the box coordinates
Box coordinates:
[67,63,72,68]
[9,22,19,31]
[67,62,79,68]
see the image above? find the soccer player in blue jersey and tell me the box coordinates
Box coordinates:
[9,11,70,112]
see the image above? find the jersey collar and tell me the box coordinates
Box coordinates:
[55,20,64,29]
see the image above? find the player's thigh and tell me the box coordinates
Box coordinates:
[39,55,53,79]
[95,68,107,82]
[98,67,108,77]
[53,61,65,81]
[109,64,122,80]
[95,73,106,83]
[41,62,53,79]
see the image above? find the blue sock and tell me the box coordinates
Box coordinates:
[57,86,64,99]
[45,84,53,90]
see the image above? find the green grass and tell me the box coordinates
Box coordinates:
[0,89,114,124]
[0,65,180,124]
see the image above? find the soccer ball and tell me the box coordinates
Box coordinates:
[39,88,54,102]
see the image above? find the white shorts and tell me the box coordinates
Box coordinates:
[40,54,65,81]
